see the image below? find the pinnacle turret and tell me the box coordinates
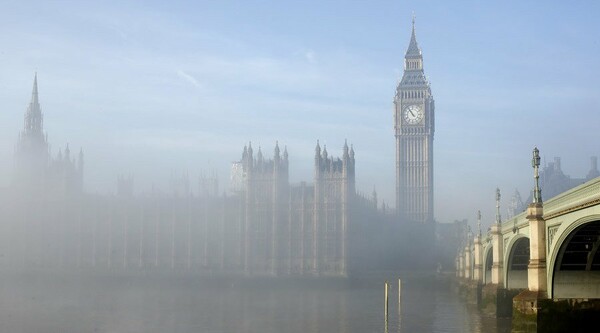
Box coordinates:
[315,140,321,158]
[274,141,280,159]
[257,146,263,165]
[64,143,70,161]
[343,139,349,158]
[587,156,600,180]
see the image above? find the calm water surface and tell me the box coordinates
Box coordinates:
[0,272,511,333]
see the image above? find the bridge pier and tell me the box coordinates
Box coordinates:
[458,250,464,278]
[457,279,481,305]
[490,223,503,286]
[513,201,549,331]
[472,234,483,283]
[480,283,517,317]
[464,244,471,280]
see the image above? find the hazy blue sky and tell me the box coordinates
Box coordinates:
[1,0,599,227]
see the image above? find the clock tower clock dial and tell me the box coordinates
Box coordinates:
[393,18,435,224]
[403,105,423,124]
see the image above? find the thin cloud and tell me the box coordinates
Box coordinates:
[176,70,203,90]
[305,50,317,63]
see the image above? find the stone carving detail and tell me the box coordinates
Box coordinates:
[548,225,559,247]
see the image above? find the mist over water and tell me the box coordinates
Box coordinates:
[0,271,510,333]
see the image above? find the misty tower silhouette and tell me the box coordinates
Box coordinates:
[393,16,435,224]
[13,74,83,197]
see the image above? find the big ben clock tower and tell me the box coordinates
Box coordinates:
[394,17,435,224]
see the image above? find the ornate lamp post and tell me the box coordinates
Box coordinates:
[512,147,548,327]
[473,210,483,283]
[477,210,482,237]
[532,147,542,203]
[495,188,501,224]
[491,188,504,284]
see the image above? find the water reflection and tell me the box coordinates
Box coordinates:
[0,272,511,333]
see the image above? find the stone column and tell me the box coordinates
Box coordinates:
[473,235,483,283]
[464,245,472,280]
[491,223,504,285]
[456,255,460,277]
[459,250,465,278]
[527,203,547,292]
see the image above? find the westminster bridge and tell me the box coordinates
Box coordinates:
[455,148,600,331]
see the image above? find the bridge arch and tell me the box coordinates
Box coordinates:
[548,215,600,298]
[503,234,530,290]
[483,245,493,284]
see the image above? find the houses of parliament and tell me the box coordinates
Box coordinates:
[1,22,443,277]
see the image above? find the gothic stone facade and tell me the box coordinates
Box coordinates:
[4,76,360,276]
[4,141,357,277]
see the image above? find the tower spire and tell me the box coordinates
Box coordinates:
[14,73,49,191]
[406,13,421,58]
[24,72,44,134]
[32,72,39,104]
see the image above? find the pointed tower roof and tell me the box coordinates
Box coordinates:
[343,139,349,158]
[31,72,39,104]
[274,141,280,158]
[315,140,321,157]
[398,15,430,89]
[24,72,44,135]
[257,146,263,160]
[405,14,422,58]
[64,143,70,161]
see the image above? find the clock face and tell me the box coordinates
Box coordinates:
[403,105,423,124]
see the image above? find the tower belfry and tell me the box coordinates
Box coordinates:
[394,17,435,223]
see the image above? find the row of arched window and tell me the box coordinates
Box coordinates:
[402,90,426,99]
[405,60,421,70]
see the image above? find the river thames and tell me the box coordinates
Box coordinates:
[0,271,511,333]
